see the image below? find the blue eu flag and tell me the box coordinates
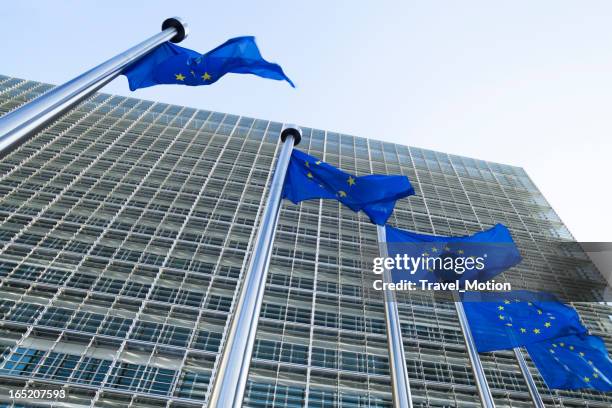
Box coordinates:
[384,223,521,284]
[123,37,294,91]
[462,291,587,352]
[526,333,612,391]
[282,149,415,225]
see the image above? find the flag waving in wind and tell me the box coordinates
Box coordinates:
[123,37,294,91]
[384,223,521,284]
[282,149,415,225]
[462,291,587,352]
[526,333,612,391]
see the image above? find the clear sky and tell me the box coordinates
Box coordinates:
[1,1,610,241]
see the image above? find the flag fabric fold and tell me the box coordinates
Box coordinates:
[123,37,294,91]
[462,290,587,352]
[282,149,415,225]
[526,333,612,391]
[384,223,521,284]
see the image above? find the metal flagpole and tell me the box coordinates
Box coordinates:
[514,347,545,408]
[208,126,301,408]
[376,225,413,408]
[453,292,496,408]
[0,17,188,158]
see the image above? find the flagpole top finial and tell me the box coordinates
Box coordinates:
[162,17,188,43]
[281,125,302,146]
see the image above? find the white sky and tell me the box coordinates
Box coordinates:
[1,1,610,241]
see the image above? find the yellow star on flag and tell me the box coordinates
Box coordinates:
[504,300,511,304]
[544,322,551,328]
[347,176,355,186]
[175,73,186,81]
[202,72,212,81]
[506,323,512,327]
[579,352,585,357]
[307,172,313,179]
[520,328,527,333]
[533,328,540,334]
[315,160,321,165]
[498,315,505,320]
[457,249,464,254]
[338,190,347,197]
[593,373,599,378]
[305,161,310,167]
[498,306,504,311]
[569,346,574,350]
[584,377,590,382]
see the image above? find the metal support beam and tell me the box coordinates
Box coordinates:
[377,225,413,408]
[0,17,188,158]
[208,126,301,408]
[514,347,545,408]
[454,294,496,408]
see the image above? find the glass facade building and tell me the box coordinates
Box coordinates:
[0,74,609,407]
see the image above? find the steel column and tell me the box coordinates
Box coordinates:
[0,17,188,157]
[208,126,301,408]
[514,347,545,408]
[454,294,496,407]
[377,225,414,408]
